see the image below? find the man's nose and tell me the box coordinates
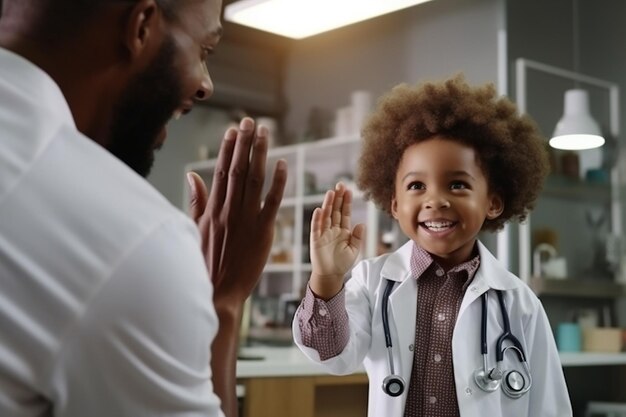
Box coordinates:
[195,62,214,101]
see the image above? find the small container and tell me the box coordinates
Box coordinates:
[556,323,581,352]
[582,327,623,353]
[586,168,609,183]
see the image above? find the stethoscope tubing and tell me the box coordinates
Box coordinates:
[381,279,406,396]
[382,279,395,349]
[489,291,527,363]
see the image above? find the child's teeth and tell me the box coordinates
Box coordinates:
[425,221,452,230]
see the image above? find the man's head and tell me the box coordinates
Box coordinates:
[0,0,223,177]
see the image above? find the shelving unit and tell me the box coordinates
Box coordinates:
[530,277,626,299]
[542,175,611,203]
[559,352,626,367]
[184,134,381,299]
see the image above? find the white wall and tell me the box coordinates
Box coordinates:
[283,0,502,140]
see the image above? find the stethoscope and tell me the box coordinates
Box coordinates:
[381,279,532,399]
[473,289,532,399]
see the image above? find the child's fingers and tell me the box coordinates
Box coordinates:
[320,189,334,232]
[331,183,344,227]
[310,207,323,241]
[340,188,352,230]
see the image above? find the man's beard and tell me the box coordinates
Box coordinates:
[107,36,183,177]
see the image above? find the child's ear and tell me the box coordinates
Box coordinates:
[486,193,504,220]
[391,196,399,219]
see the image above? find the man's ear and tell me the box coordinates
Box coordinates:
[124,0,161,59]
[486,193,504,220]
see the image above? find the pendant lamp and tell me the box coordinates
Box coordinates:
[549,0,604,150]
[549,89,604,150]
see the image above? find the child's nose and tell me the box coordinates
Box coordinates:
[423,192,451,210]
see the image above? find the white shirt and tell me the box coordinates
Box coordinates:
[294,241,572,417]
[0,47,224,417]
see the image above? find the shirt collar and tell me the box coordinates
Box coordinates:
[409,241,480,281]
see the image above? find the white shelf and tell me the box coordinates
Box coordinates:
[559,352,626,367]
[263,264,295,273]
[302,194,326,205]
[280,197,298,208]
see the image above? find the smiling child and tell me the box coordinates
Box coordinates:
[293,76,571,417]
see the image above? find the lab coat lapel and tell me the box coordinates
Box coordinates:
[458,241,522,319]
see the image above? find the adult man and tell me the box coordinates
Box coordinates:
[0,0,286,416]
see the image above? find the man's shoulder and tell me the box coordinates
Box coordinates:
[1,122,196,285]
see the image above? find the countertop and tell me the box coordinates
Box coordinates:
[236,346,626,379]
[236,346,356,378]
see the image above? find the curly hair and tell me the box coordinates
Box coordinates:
[356,75,549,232]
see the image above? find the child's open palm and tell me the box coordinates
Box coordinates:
[309,183,365,299]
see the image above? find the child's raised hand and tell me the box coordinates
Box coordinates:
[309,182,365,300]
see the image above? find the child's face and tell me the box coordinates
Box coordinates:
[391,137,503,269]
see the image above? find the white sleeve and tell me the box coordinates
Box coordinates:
[49,217,224,417]
[525,300,572,417]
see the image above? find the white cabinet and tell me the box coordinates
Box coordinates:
[184,135,382,302]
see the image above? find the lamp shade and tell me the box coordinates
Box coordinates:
[549,89,604,150]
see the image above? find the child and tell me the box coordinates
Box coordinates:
[293,76,571,417]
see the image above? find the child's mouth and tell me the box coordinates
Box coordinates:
[420,220,456,232]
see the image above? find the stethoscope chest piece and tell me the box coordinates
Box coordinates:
[382,374,406,397]
[502,370,527,399]
[473,368,500,392]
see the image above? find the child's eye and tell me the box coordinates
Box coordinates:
[407,181,425,191]
[450,181,469,190]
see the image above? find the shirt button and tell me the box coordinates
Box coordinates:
[409,344,414,352]
[434,353,442,363]
[437,313,446,321]
[429,396,437,404]
[318,308,327,316]
[465,387,473,396]
[470,286,479,292]
[435,269,444,277]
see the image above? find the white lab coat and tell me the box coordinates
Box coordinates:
[294,240,572,417]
